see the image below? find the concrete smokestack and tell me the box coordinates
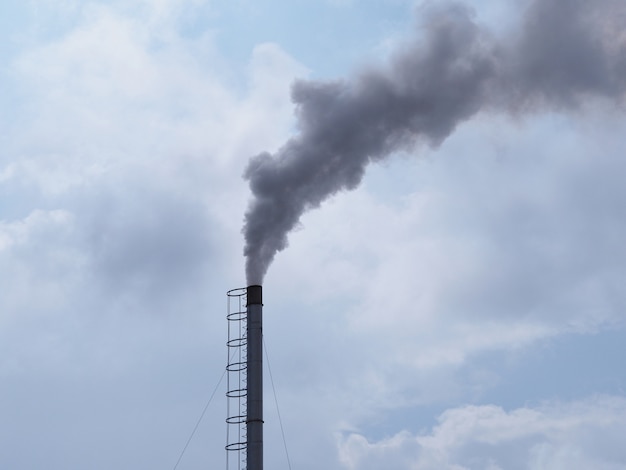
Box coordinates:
[246,285,263,470]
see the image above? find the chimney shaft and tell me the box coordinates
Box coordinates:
[246,285,263,470]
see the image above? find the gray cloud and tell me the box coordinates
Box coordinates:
[80,182,216,306]
[243,0,626,284]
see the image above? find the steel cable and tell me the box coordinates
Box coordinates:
[172,366,227,470]
[263,337,293,470]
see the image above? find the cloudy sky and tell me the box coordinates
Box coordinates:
[2,0,626,469]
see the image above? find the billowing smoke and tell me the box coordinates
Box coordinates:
[243,0,626,285]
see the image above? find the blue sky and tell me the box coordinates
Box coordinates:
[1,1,626,469]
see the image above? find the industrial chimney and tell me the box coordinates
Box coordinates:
[246,284,263,470]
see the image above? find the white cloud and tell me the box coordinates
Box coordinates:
[338,395,626,470]
[268,111,626,360]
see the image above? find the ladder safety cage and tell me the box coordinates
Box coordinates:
[226,288,248,470]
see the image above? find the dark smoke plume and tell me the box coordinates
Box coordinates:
[243,0,626,285]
